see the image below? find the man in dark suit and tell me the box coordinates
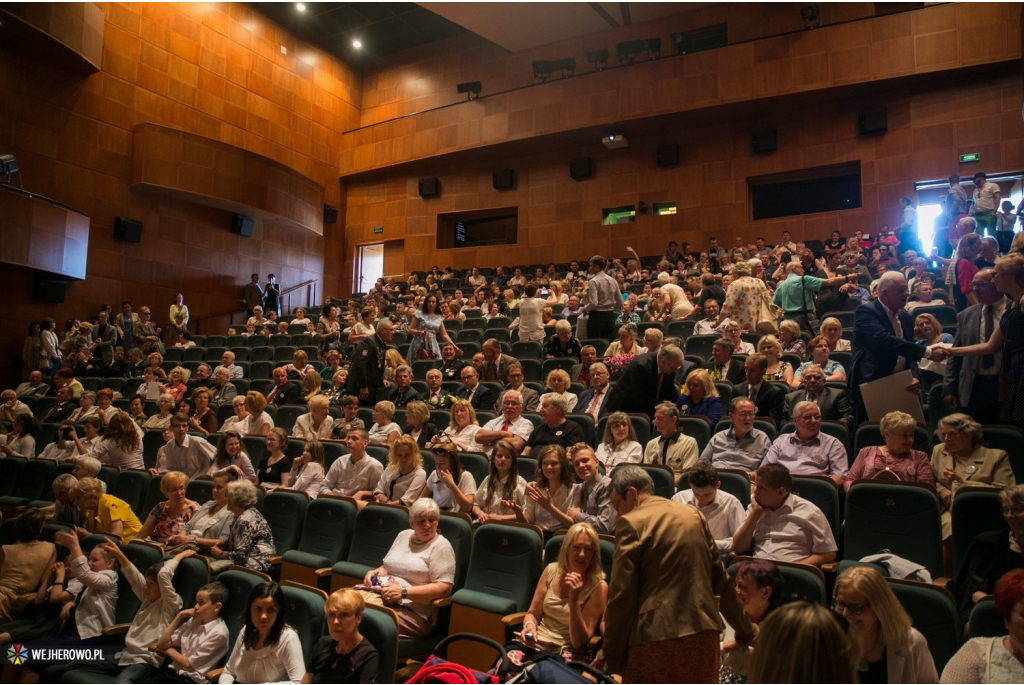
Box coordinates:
[90,310,118,366]
[209,368,238,406]
[480,339,518,385]
[265,367,303,406]
[438,341,468,381]
[732,354,785,425]
[576,361,612,420]
[849,272,944,424]
[38,385,78,424]
[706,338,745,385]
[606,345,684,420]
[387,365,422,408]
[785,364,855,428]
[944,268,1006,423]
[348,320,395,406]
[125,348,148,378]
[456,366,495,412]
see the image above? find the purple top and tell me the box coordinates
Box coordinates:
[763,432,849,479]
[843,446,935,490]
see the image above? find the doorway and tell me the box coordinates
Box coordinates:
[356,243,384,295]
[914,172,1024,253]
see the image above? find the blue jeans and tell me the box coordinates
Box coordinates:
[114,663,154,683]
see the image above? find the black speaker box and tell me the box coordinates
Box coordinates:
[858,107,887,135]
[232,214,254,237]
[656,144,680,167]
[33,275,67,303]
[323,205,338,224]
[569,157,593,181]
[113,217,143,242]
[492,169,515,190]
[752,129,777,153]
[418,177,440,198]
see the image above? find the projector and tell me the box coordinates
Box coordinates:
[602,134,628,149]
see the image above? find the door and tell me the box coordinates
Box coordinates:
[356,243,384,295]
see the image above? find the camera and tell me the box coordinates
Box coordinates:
[61,426,74,439]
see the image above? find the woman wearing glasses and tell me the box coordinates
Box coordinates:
[833,566,938,683]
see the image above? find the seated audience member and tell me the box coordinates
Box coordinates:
[844,410,935,490]
[672,462,745,553]
[153,581,230,683]
[615,299,641,327]
[162,366,191,402]
[519,522,607,656]
[127,396,147,428]
[209,480,275,573]
[135,471,199,545]
[357,435,426,507]
[533,445,618,535]
[415,443,476,513]
[187,387,219,436]
[724,321,755,355]
[762,401,849,489]
[166,470,236,556]
[819,317,852,352]
[776,320,807,361]
[833,566,939,684]
[403,400,439,449]
[0,509,56,624]
[523,395,585,456]
[510,444,575,536]
[748,601,858,684]
[367,400,402,448]
[758,335,796,386]
[700,398,773,476]
[933,414,1016,538]
[0,413,40,459]
[387,365,421,409]
[358,499,455,638]
[595,411,643,470]
[293,395,335,440]
[544,319,582,361]
[732,464,838,566]
[153,413,216,480]
[694,299,731,336]
[676,368,723,426]
[439,399,487,453]
[732,354,785,425]
[643,403,700,484]
[265,367,303,406]
[329,396,365,440]
[143,392,176,430]
[604,324,642,358]
[0,390,31,423]
[219,582,304,683]
[258,428,293,488]
[45,473,88,529]
[285,440,327,499]
[73,476,143,542]
[538,368,577,412]
[15,370,49,398]
[494,362,540,413]
[792,336,847,389]
[222,392,274,437]
[783,364,855,428]
[320,429,384,500]
[905,280,941,313]
[68,390,99,424]
[719,559,785,680]
[304,588,379,684]
[707,337,745,385]
[944,568,1024,682]
[37,385,77,424]
[476,390,534,455]
[571,346,599,388]
[576,362,612,420]
[471,440,527,523]
[215,350,244,380]
[437,342,468,381]
[187,363,215,394]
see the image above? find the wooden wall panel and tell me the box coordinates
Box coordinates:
[0,2,105,71]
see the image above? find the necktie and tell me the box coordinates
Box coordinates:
[586,390,602,416]
[982,305,996,369]
[501,420,510,432]
[891,310,907,372]
[748,385,756,400]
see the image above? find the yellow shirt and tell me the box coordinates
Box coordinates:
[95,494,142,542]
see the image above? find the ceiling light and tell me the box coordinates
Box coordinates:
[296,3,305,10]
[352,39,362,49]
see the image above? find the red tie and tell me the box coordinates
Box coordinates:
[501,420,510,432]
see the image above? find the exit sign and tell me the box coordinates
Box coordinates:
[959,153,980,163]
[372,226,383,234]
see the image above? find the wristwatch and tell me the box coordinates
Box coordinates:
[401,587,408,600]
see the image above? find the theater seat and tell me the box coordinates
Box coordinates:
[281,496,356,591]
[331,503,410,590]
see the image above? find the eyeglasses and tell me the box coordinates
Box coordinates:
[832,598,871,615]
[1002,506,1024,516]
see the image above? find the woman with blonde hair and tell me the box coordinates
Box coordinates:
[361,435,426,506]
[146,352,168,379]
[135,471,199,544]
[304,588,379,683]
[595,412,642,470]
[72,476,143,542]
[284,349,316,382]
[539,368,578,412]
[293,395,335,440]
[748,601,859,683]
[604,323,642,358]
[833,566,938,683]
[776,320,806,360]
[439,399,486,453]
[300,371,322,403]
[142,392,176,430]
[820,317,852,352]
[367,400,402,447]
[757,334,795,385]
[161,366,190,402]
[239,391,274,437]
[383,348,406,384]
[844,411,935,490]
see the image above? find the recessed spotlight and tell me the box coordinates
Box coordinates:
[296,3,305,10]
[352,39,362,49]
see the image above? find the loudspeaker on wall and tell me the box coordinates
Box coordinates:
[569,157,593,180]
[656,144,680,167]
[33,274,67,303]
[858,107,887,135]
[232,214,254,237]
[752,129,777,153]
[113,217,143,242]
[418,178,440,198]
[323,205,338,224]
[493,169,515,190]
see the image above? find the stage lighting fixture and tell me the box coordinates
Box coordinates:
[532,57,576,81]
[801,5,820,25]
[456,81,482,100]
[0,154,17,182]
[586,49,609,71]
[616,38,660,64]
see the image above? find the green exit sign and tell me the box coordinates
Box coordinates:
[372,226,383,234]
[959,153,980,163]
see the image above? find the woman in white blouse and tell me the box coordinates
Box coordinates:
[220,392,274,438]
[361,435,426,507]
[143,392,176,430]
[367,401,402,448]
[439,400,486,453]
[292,396,335,441]
[538,369,578,412]
[219,582,304,684]
[820,317,852,353]
[471,440,527,523]
[286,440,326,500]
[594,412,643,470]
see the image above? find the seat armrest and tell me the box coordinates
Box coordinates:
[820,562,839,575]
[502,611,528,627]
[934,577,952,589]
[431,597,452,608]
[314,567,333,578]
[206,668,224,681]
[268,556,282,566]
[102,623,131,636]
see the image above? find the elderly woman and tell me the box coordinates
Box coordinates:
[166,470,236,554]
[359,498,455,638]
[78,412,145,470]
[758,335,795,385]
[286,440,326,499]
[539,369,578,412]
[595,411,643,470]
[717,258,772,332]
[724,321,755,355]
[0,414,40,459]
[68,390,99,424]
[404,400,438,449]
[792,336,847,389]
[324,369,349,405]
[519,522,607,656]
[246,305,267,330]
[319,350,344,380]
[227,392,274,437]
[305,588,379,684]
[0,509,57,624]
[188,387,219,436]
[676,368,723,426]
[293,395,335,440]
[439,400,487,453]
[777,320,807,361]
[605,324,642,358]
[259,428,293,488]
[720,559,785,680]
[906,280,940,313]
[472,440,527,523]
[945,569,1024,682]
[367,400,402,447]
[315,305,343,361]
[843,411,935,490]
[136,471,199,544]
[932,413,1016,536]
[72,476,143,542]
[145,352,168,379]
[415,443,476,513]
[357,435,427,507]
[162,366,190,402]
[833,566,938,683]
[210,480,275,572]
[94,389,118,426]
[820,317,852,352]
[544,320,582,361]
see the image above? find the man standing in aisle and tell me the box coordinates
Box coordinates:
[585,255,621,341]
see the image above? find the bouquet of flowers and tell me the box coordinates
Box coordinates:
[603,354,635,382]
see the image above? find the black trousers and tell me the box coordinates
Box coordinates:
[588,310,617,342]
[962,374,1002,425]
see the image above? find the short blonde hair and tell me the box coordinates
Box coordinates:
[778,320,801,336]
[160,471,189,495]
[307,395,329,412]
[325,587,365,616]
[374,400,395,420]
[880,410,916,435]
[171,366,191,383]
[245,391,267,414]
[820,317,842,334]
[158,393,176,406]
[758,334,783,357]
[682,368,718,398]
[71,477,104,503]
[546,369,570,387]
[406,400,430,425]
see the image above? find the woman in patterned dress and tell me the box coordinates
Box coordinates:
[718,258,771,332]
[407,294,461,360]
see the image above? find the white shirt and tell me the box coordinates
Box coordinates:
[292,413,335,440]
[474,474,527,516]
[368,421,402,446]
[319,454,384,497]
[68,554,118,640]
[672,490,746,552]
[518,296,547,342]
[119,558,182,666]
[88,423,145,470]
[172,616,229,682]
[159,434,215,480]
[219,625,304,684]
[442,424,487,454]
[595,440,643,470]
[694,317,733,336]
[423,469,476,511]
[749,494,837,562]
[580,386,610,418]
[287,462,325,499]
[480,415,534,455]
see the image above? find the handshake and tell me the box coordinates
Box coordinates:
[928,346,954,362]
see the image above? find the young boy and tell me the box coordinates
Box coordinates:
[155,582,230,683]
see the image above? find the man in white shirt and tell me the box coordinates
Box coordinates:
[642,403,699,484]
[319,429,384,497]
[475,390,534,455]
[672,462,745,554]
[152,414,215,479]
[516,283,547,343]
[970,171,1001,237]
[732,463,837,566]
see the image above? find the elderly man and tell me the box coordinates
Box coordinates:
[522,395,585,456]
[561,295,583,317]
[672,462,746,554]
[772,261,853,334]
[576,362,612,420]
[1,390,31,426]
[480,339,518,384]
[732,354,785,425]
[571,345,598,387]
[152,413,215,479]
[763,400,848,488]
[606,344,684,419]
[387,365,421,408]
[210,367,238,406]
[476,389,534,454]
[699,398,773,476]
[187,363,215,393]
[125,348,147,377]
[456,365,494,412]
[543,320,582,361]
[732,463,838,566]
[605,466,753,682]
[424,368,454,409]
[494,362,539,412]
[349,319,394,405]
[706,337,744,385]
[849,271,946,424]
[90,310,118,366]
[215,350,244,379]
[785,364,855,428]
[38,385,77,424]
[15,370,49,398]
[643,402,700,484]
[266,367,303,406]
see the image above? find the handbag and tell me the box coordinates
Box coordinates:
[756,292,782,335]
